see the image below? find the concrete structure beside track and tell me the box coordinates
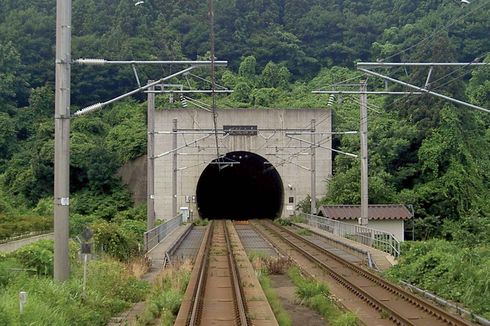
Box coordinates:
[154,108,332,219]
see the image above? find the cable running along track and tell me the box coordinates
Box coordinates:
[253,220,473,326]
[178,220,250,326]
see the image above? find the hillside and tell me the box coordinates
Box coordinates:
[0,0,489,321]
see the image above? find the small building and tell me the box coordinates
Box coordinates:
[317,204,413,241]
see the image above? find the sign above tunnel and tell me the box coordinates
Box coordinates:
[223,125,258,136]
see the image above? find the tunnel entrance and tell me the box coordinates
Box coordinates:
[196,151,283,220]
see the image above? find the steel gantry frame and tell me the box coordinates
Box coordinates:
[356,61,490,114]
[313,59,490,226]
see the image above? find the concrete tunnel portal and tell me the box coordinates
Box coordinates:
[196,151,284,220]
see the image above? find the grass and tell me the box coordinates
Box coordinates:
[248,252,292,326]
[0,256,148,325]
[274,218,292,226]
[290,215,306,224]
[288,267,358,326]
[258,273,293,326]
[296,228,312,236]
[192,218,209,226]
[135,260,192,326]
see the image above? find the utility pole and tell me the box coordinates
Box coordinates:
[147,81,155,230]
[310,119,316,215]
[172,119,178,216]
[313,88,424,225]
[359,81,369,226]
[54,0,71,281]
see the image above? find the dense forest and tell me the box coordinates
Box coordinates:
[0,0,489,321]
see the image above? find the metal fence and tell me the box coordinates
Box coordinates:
[302,213,400,257]
[144,214,183,252]
[400,281,490,326]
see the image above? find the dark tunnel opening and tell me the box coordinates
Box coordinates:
[196,151,283,220]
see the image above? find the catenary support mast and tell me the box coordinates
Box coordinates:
[54,0,71,281]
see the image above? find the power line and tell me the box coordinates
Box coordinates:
[208,0,220,167]
[382,0,490,62]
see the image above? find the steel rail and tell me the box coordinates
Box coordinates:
[224,221,250,326]
[256,221,472,326]
[187,221,249,326]
[187,221,214,325]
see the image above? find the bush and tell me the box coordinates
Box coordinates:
[274,218,291,226]
[386,240,490,319]
[12,240,78,276]
[70,213,101,237]
[91,220,141,261]
[12,240,55,276]
[0,256,23,288]
[71,187,133,220]
[0,257,148,325]
[0,214,52,240]
[33,197,53,216]
[193,218,209,226]
[114,203,146,221]
[263,257,292,275]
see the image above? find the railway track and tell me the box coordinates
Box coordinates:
[253,220,473,326]
[175,220,250,326]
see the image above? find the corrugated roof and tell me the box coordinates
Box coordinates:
[318,204,413,220]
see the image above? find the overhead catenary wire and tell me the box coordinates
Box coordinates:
[368,51,490,113]
[381,0,490,62]
[207,0,221,169]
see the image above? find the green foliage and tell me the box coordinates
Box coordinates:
[91,219,142,261]
[11,240,77,276]
[0,214,52,240]
[296,228,312,237]
[86,258,148,303]
[113,203,146,221]
[0,41,22,110]
[331,312,359,326]
[136,263,191,325]
[71,186,132,220]
[287,267,357,325]
[295,195,311,214]
[70,213,101,238]
[442,216,490,247]
[274,218,292,227]
[0,256,23,288]
[261,61,290,89]
[252,87,280,107]
[33,197,53,216]
[0,257,148,325]
[0,112,15,170]
[105,100,147,163]
[12,239,55,276]
[233,82,253,103]
[192,218,209,226]
[466,55,490,107]
[238,55,257,80]
[386,240,490,319]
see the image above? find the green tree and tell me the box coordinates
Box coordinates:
[238,55,257,80]
[260,61,290,89]
[0,42,22,112]
[0,112,15,170]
